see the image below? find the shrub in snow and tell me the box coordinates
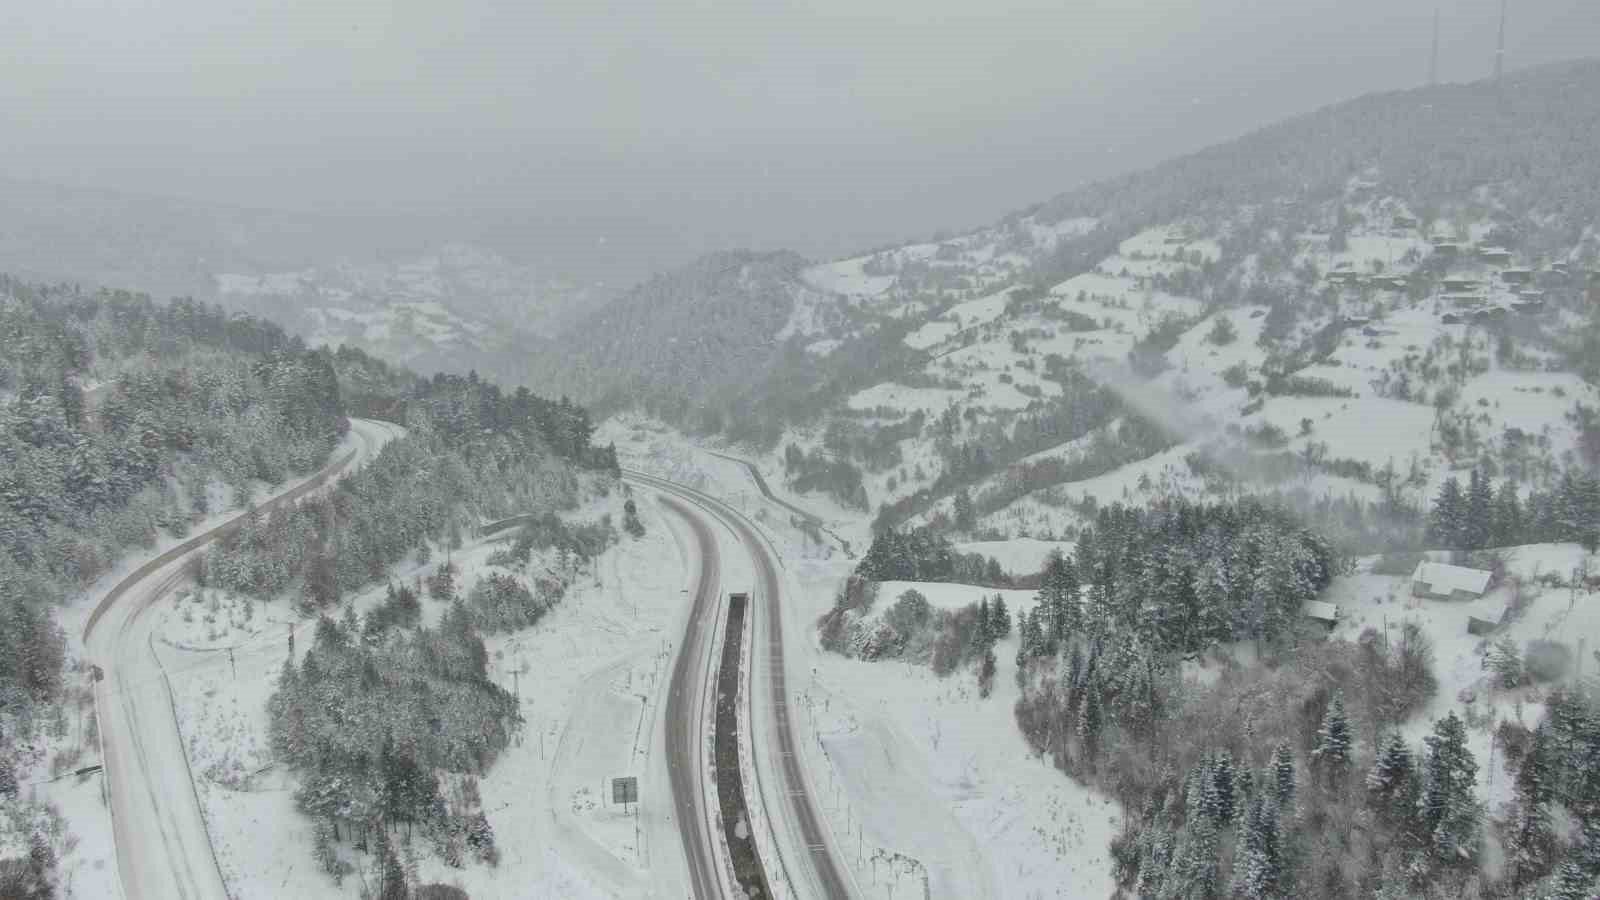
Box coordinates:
[1524,640,1571,683]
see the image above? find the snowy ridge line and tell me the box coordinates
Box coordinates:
[625,468,859,900]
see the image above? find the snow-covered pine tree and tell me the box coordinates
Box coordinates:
[1077,681,1103,759]
[1211,750,1237,825]
[1550,858,1599,900]
[1575,816,1600,878]
[1271,742,1296,808]
[1013,609,1032,676]
[1429,477,1465,548]
[990,595,1011,639]
[1233,794,1282,900]
[1464,468,1494,550]
[1421,711,1479,861]
[1490,636,1524,689]
[1509,723,1559,883]
[1038,551,1080,650]
[1365,733,1412,804]
[1492,480,1524,547]
[376,827,408,900]
[1313,692,1353,787]
[313,819,346,884]
[977,647,997,699]
[1168,809,1220,899]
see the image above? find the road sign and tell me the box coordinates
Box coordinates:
[612,776,638,805]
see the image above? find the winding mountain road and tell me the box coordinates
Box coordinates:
[84,418,403,900]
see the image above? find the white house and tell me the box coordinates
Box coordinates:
[1411,562,1492,602]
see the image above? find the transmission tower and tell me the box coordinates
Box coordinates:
[1494,0,1507,80]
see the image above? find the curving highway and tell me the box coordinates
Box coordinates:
[654,491,732,900]
[84,418,403,900]
[627,469,855,900]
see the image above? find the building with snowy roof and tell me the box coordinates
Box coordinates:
[1410,562,1492,602]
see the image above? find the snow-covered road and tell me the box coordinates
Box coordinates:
[653,491,734,900]
[627,469,856,900]
[83,418,403,900]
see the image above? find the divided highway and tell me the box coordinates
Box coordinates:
[84,418,403,900]
[627,469,854,900]
[654,492,732,900]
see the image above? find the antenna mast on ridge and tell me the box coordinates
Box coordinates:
[1494,0,1507,80]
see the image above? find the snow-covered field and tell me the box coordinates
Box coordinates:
[1323,543,1600,815]
[157,485,705,899]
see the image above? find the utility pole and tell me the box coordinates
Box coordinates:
[1494,0,1507,81]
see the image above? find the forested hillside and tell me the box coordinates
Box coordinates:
[1,278,345,710]
[0,275,614,896]
[529,61,1600,462]
[0,278,351,894]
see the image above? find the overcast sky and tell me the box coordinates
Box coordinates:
[3,0,1598,264]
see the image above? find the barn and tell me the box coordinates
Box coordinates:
[1411,562,1492,602]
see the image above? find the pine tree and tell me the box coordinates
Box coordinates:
[376,827,408,900]
[0,754,17,800]
[465,812,499,865]
[1077,681,1103,759]
[1038,551,1080,650]
[1490,636,1524,689]
[1270,742,1296,808]
[1366,733,1412,805]
[1429,477,1465,548]
[977,647,997,699]
[1516,723,1557,808]
[1211,751,1237,825]
[313,819,346,885]
[1492,480,1524,547]
[1551,860,1597,900]
[953,488,976,532]
[1169,811,1220,899]
[1421,711,1479,861]
[990,596,1011,639]
[1013,609,1033,676]
[1509,723,1559,883]
[1313,692,1353,787]
[975,597,992,650]
[1464,468,1493,550]
[1234,795,1282,900]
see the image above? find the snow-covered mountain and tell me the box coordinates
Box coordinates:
[547,59,1600,547]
